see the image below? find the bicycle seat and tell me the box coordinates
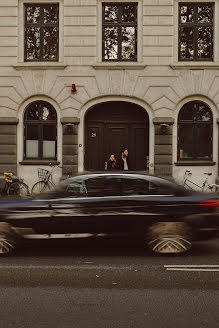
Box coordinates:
[204,173,212,176]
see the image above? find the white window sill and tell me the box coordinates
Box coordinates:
[13,63,67,70]
[170,62,219,70]
[92,63,146,70]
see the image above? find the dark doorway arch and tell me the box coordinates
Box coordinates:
[85,101,149,171]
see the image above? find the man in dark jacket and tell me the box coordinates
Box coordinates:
[116,148,129,170]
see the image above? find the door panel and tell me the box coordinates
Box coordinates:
[104,124,129,160]
[85,124,104,170]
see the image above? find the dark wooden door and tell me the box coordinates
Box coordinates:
[85,102,149,171]
[85,124,104,170]
[104,124,129,161]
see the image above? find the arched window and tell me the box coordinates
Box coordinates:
[24,101,57,159]
[178,101,213,160]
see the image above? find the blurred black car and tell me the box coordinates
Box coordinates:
[0,172,219,255]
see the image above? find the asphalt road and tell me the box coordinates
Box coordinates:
[0,238,218,328]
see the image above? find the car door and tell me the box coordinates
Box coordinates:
[112,176,178,233]
[49,175,133,234]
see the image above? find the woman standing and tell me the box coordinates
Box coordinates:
[105,154,117,170]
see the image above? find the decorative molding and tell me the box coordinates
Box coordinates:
[19,160,60,165]
[174,161,216,166]
[153,117,175,125]
[0,117,19,125]
[170,62,219,70]
[61,117,80,125]
[13,63,67,70]
[92,63,146,70]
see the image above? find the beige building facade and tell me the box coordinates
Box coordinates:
[0,0,219,189]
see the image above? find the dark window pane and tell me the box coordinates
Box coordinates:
[122,5,136,23]
[26,27,41,60]
[104,27,118,60]
[120,178,150,195]
[104,5,118,22]
[122,27,136,59]
[178,125,194,159]
[26,6,40,24]
[43,125,56,140]
[25,103,40,120]
[196,125,212,158]
[43,27,58,60]
[180,5,194,23]
[85,177,121,197]
[198,5,213,23]
[178,104,194,121]
[179,27,194,59]
[44,6,58,24]
[198,27,212,59]
[26,125,38,140]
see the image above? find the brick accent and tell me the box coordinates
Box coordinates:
[153,117,174,179]
[0,117,18,175]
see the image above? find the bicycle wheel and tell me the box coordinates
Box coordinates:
[31,181,53,195]
[7,181,29,198]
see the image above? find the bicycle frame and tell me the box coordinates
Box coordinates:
[183,170,215,192]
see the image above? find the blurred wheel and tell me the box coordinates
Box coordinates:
[0,223,17,255]
[146,222,192,254]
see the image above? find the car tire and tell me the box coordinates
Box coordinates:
[146,222,192,254]
[0,223,18,255]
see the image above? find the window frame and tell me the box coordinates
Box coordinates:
[177,101,213,161]
[24,101,57,160]
[178,2,214,61]
[102,2,138,62]
[24,3,59,62]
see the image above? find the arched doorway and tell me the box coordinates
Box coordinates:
[85,101,149,171]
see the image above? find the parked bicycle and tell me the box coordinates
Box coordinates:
[182,170,219,193]
[0,172,29,198]
[31,164,62,195]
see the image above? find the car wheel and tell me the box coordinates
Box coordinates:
[0,223,18,255]
[146,222,192,254]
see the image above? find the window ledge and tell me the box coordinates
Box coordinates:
[13,63,66,70]
[170,62,219,70]
[19,160,60,165]
[174,161,216,166]
[92,63,146,70]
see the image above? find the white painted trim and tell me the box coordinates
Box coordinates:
[77,95,155,174]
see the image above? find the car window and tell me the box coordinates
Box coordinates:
[120,177,174,196]
[84,176,121,197]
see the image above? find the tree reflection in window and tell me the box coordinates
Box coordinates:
[25,4,59,61]
[179,3,213,61]
[103,3,137,61]
[178,101,213,161]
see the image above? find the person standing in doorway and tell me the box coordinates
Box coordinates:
[105,154,117,170]
[116,148,129,170]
